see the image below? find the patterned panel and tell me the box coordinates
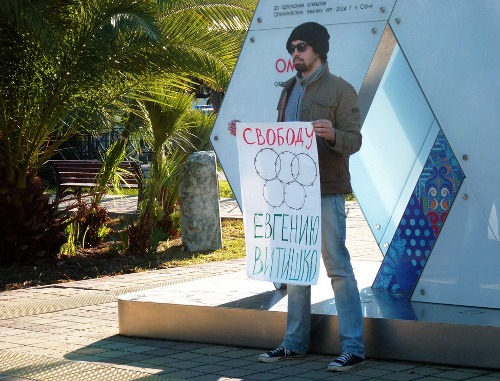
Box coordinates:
[373,131,464,291]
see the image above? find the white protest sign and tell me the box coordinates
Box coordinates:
[236,122,321,285]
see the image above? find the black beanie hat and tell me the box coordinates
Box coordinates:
[286,22,330,61]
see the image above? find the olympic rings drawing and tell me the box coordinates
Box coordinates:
[254,148,318,210]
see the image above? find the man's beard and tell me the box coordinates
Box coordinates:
[294,62,307,74]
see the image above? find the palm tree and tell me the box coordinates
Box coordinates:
[0,0,163,187]
[93,0,257,251]
[0,0,256,262]
[0,0,164,263]
[133,85,215,242]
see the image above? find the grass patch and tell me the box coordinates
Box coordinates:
[0,218,245,291]
[155,219,244,267]
[346,193,356,201]
[219,180,234,198]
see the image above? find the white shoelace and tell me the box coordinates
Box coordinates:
[268,347,289,356]
[335,353,353,364]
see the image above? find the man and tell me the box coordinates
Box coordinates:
[228,21,365,372]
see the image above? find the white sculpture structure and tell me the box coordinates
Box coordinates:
[210,0,500,310]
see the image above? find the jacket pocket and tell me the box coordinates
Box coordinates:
[312,96,337,121]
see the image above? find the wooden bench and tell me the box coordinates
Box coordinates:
[46,160,144,203]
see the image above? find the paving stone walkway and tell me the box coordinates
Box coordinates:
[1,198,499,380]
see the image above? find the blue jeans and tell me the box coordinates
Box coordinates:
[281,194,365,358]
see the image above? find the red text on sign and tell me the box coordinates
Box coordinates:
[243,126,314,150]
[275,59,295,73]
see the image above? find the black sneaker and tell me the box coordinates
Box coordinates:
[328,353,365,371]
[258,347,303,362]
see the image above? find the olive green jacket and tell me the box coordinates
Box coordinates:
[277,63,362,194]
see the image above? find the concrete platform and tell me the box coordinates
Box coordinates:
[118,261,500,370]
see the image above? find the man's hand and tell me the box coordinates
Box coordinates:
[312,119,336,144]
[228,120,240,136]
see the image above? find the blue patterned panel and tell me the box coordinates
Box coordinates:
[373,131,464,291]
[418,133,464,236]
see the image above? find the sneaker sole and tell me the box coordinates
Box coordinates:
[259,354,304,363]
[328,360,365,372]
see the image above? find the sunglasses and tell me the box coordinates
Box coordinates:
[287,42,309,55]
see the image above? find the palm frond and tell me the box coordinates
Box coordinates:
[0,0,163,186]
[154,0,256,90]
